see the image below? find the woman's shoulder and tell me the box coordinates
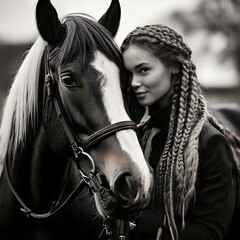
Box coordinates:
[199,122,235,171]
[199,122,229,148]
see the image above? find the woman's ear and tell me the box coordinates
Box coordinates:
[172,66,180,74]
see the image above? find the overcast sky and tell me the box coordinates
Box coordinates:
[0,0,238,87]
[0,0,197,45]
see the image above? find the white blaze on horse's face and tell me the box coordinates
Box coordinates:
[91,51,152,198]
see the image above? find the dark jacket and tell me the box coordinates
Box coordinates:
[133,106,239,240]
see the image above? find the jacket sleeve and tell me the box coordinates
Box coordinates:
[179,128,237,240]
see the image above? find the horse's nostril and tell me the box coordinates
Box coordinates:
[113,172,138,203]
[142,192,147,200]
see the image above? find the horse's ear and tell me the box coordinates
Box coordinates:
[98,0,121,37]
[36,0,65,45]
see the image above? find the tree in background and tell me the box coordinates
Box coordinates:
[171,0,240,84]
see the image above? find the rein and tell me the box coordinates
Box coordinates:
[5,47,137,226]
[5,159,86,218]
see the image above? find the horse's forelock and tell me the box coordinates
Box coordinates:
[58,14,122,69]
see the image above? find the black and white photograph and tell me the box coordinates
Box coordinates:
[0,0,239,239]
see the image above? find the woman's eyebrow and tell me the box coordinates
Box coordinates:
[135,62,150,70]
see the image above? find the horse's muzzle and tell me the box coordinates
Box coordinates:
[91,172,151,220]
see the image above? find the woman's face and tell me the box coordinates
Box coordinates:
[123,45,173,106]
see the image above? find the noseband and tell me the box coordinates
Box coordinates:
[6,47,137,222]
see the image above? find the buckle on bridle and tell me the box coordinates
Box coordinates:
[101,218,113,240]
[20,207,32,218]
[129,221,136,230]
[45,74,54,98]
[71,143,83,158]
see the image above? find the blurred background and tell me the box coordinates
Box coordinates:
[0,0,240,114]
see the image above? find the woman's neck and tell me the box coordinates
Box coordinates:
[156,73,176,109]
[156,85,173,111]
[157,91,172,109]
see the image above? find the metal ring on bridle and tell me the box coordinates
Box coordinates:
[73,146,96,180]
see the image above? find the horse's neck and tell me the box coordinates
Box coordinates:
[28,124,72,211]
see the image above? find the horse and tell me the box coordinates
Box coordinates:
[209,103,240,168]
[210,103,240,135]
[0,0,153,239]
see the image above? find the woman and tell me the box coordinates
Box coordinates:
[120,24,240,240]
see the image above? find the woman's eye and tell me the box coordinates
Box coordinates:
[61,75,77,87]
[139,68,149,74]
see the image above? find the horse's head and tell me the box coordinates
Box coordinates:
[36,0,153,220]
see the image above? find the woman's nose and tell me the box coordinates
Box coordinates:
[131,76,141,88]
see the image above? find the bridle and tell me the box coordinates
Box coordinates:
[5,46,137,226]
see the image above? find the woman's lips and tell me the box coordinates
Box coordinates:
[135,91,147,97]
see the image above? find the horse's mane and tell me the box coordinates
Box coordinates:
[0,38,46,176]
[0,13,123,176]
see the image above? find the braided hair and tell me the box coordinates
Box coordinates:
[121,24,240,240]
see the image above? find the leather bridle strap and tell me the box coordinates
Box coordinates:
[82,121,137,150]
[44,49,137,158]
[48,77,137,157]
[6,47,137,220]
[5,155,87,219]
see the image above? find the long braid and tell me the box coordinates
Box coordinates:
[121,25,211,240]
[178,62,201,210]
[158,86,179,209]
[173,61,190,212]
[164,60,190,239]
[182,77,208,215]
[163,89,180,239]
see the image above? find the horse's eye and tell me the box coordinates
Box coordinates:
[61,75,77,88]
